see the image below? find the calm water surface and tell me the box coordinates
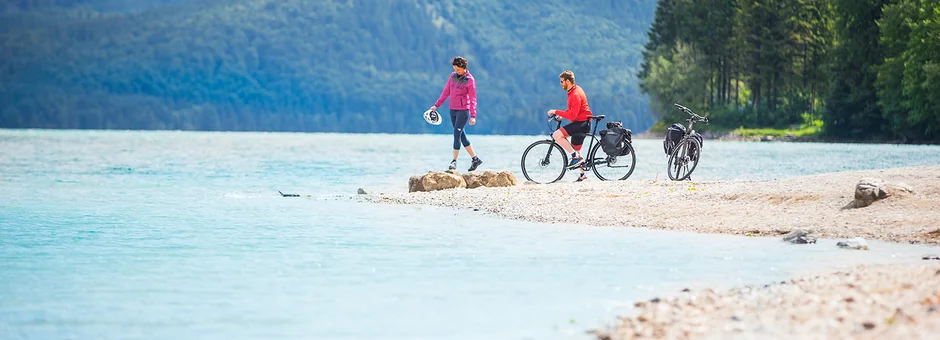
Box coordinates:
[2,129,939,339]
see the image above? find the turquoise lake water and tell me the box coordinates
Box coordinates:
[2,129,940,339]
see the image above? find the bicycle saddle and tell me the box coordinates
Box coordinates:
[590,115,606,121]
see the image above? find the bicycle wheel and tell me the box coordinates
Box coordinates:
[589,142,636,181]
[666,138,701,181]
[521,140,568,184]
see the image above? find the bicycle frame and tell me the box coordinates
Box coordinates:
[543,118,605,167]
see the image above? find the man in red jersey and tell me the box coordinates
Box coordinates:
[547,70,593,182]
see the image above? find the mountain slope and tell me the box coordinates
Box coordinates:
[0,0,657,134]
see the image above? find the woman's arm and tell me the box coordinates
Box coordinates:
[433,74,453,108]
[468,77,477,118]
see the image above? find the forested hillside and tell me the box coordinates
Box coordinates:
[0,0,658,134]
[639,0,939,142]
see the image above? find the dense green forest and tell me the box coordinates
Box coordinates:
[640,0,939,142]
[0,0,658,134]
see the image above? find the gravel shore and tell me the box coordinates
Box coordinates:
[592,263,940,339]
[362,165,940,245]
[359,165,940,339]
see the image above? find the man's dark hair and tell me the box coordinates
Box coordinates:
[559,70,575,83]
[452,56,468,69]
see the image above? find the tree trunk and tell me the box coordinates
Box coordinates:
[770,72,777,116]
[810,45,817,114]
[709,59,715,109]
[802,43,808,89]
[721,57,728,105]
[733,50,739,108]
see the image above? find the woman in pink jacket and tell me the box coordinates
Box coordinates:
[430,56,483,172]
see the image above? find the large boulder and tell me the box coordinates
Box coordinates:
[408,170,467,192]
[852,177,913,208]
[462,170,518,189]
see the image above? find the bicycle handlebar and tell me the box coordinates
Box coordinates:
[673,103,709,124]
[546,114,562,132]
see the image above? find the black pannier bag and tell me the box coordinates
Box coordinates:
[600,121,632,156]
[688,131,703,160]
[619,128,633,156]
[663,123,686,155]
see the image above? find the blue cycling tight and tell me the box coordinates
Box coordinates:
[450,109,471,150]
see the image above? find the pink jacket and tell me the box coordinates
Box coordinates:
[434,71,477,118]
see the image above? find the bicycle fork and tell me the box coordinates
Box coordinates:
[541,140,558,167]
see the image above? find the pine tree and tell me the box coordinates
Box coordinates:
[824,0,888,139]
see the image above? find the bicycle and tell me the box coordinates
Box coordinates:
[665,103,709,181]
[520,114,636,183]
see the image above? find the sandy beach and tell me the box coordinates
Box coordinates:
[360,165,940,339]
[364,165,940,245]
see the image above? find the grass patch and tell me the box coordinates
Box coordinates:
[649,112,825,139]
[732,119,823,138]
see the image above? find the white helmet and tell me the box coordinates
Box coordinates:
[423,109,442,125]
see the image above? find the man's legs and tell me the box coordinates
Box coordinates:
[575,147,588,180]
[570,135,589,181]
[558,120,591,181]
[552,129,575,155]
[554,128,584,170]
[560,121,590,169]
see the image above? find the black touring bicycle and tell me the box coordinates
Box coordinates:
[664,103,709,181]
[520,114,636,183]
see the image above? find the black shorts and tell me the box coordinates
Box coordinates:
[561,120,591,146]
